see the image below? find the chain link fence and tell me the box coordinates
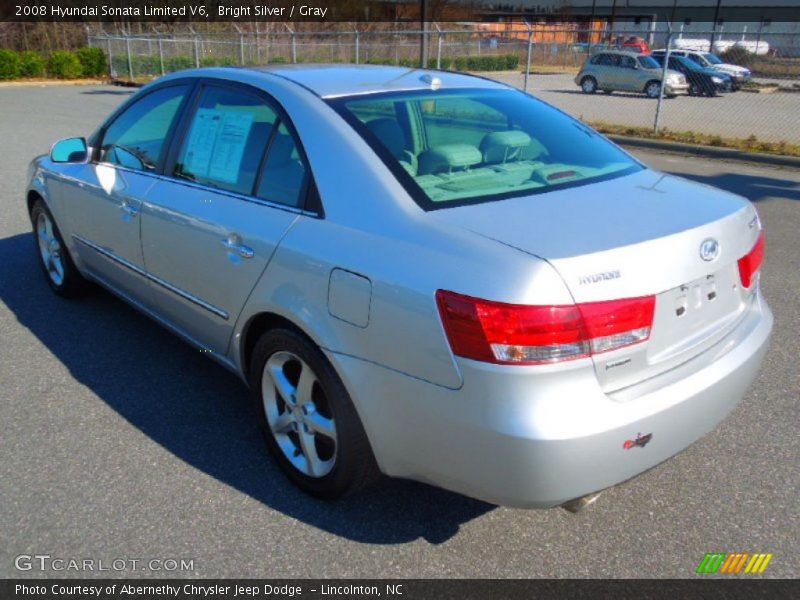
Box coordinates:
[88,25,800,149]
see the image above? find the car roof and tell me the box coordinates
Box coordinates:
[594,50,645,57]
[240,64,508,99]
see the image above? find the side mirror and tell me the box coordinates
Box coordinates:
[50,137,88,164]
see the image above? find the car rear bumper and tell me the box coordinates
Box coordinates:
[331,291,772,508]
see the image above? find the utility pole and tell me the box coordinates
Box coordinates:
[710,0,723,47]
[608,0,618,43]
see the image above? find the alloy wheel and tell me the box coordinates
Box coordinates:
[36,211,65,286]
[262,351,337,478]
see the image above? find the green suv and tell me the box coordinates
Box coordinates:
[575,51,689,98]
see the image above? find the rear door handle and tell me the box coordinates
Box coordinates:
[221,236,254,259]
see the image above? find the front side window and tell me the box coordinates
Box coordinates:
[330,88,641,210]
[100,85,188,171]
[703,52,723,65]
[174,86,278,195]
[592,53,617,66]
[620,56,636,69]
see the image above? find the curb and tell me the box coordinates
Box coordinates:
[607,134,800,168]
[0,78,108,88]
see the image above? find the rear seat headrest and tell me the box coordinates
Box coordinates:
[418,144,482,175]
[480,130,533,164]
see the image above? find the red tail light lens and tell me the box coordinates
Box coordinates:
[737,231,765,288]
[436,290,655,365]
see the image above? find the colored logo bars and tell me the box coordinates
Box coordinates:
[696,553,773,575]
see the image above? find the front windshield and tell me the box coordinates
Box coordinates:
[329,88,640,210]
[703,52,723,64]
[675,56,700,70]
[638,56,660,69]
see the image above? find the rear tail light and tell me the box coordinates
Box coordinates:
[737,231,765,288]
[436,290,655,365]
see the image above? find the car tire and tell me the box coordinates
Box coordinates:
[250,328,381,499]
[689,83,700,96]
[30,198,89,298]
[580,76,597,94]
[644,81,661,99]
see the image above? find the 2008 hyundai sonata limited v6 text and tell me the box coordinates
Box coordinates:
[26,65,772,510]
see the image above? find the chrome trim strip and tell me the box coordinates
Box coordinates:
[72,234,230,321]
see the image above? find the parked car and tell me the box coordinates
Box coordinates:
[621,36,651,54]
[652,49,751,89]
[576,51,688,97]
[27,65,771,510]
[652,54,733,96]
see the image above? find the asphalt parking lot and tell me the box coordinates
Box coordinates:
[493,72,800,144]
[0,84,798,579]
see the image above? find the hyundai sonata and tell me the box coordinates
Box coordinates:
[26,65,771,509]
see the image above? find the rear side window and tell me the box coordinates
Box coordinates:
[174,86,278,195]
[256,121,308,208]
[100,85,188,171]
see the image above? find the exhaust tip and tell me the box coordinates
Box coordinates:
[561,492,602,514]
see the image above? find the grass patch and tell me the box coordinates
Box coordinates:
[589,121,800,158]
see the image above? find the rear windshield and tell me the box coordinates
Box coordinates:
[328,88,641,210]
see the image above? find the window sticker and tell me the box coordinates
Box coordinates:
[183,108,255,184]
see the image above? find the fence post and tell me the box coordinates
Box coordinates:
[194,36,200,68]
[524,20,533,93]
[125,35,133,81]
[106,36,113,78]
[284,24,297,63]
[354,27,360,64]
[653,28,672,135]
[158,37,164,75]
[434,23,442,69]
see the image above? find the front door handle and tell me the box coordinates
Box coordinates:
[221,236,254,259]
[120,198,139,218]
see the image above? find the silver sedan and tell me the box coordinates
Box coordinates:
[26,65,772,510]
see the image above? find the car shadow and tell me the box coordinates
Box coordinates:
[0,232,493,545]
[545,89,660,99]
[80,90,135,95]
[664,170,800,203]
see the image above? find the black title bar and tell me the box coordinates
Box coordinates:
[3,1,800,23]
[3,579,799,600]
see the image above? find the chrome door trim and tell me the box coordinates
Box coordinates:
[72,234,230,321]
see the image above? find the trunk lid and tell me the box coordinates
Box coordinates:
[434,168,762,392]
